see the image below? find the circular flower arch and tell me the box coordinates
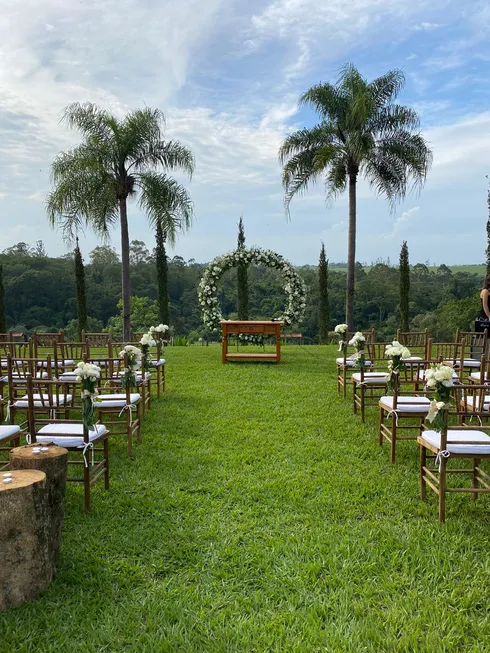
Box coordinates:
[198,247,307,332]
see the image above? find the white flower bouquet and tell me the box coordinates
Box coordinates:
[385,341,411,394]
[348,331,367,369]
[334,323,348,352]
[119,345,142,389]
[424,363,454,431]
[75,361,101,429]
[139,332,156,372]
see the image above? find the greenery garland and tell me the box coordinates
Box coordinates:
[198,247,307,332]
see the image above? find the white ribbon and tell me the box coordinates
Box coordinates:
[427,400,446,424]
[435,449,450,472]
[81,441,94,468]
[387,410,400,426]
[26,432,31,444]
[5,401,13,423]
[118,404,136,425]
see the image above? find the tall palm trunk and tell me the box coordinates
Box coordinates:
[346,171,357,330]
[156,222,170,325]
[119,198,132,341]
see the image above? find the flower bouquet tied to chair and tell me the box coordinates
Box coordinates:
[348,331,367,369]
[119,345,142,390]
[75,361,101,429]
[385,341,411,394]
[424,363,454,432]
[334,324,348,352]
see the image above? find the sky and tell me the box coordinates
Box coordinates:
[0,0,489,265]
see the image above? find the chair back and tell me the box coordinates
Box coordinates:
[81,331,112,349]
[455,328,488,360]
[427,339,465,366]
[26,375,89,446]
[396,329,428,356]
[32,330,64,357]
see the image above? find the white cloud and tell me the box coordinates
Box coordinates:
[382,207,420,239]
[411,22,441,31]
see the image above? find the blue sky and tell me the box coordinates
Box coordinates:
[0,0,489,265]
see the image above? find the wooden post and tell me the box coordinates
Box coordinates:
[0,470,52,612]
[9,443,68,569]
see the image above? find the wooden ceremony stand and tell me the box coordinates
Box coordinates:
[220,321,284,364]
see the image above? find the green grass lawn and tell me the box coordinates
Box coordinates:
[1,345,490,652]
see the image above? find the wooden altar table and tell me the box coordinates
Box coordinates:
[220,321,284,364]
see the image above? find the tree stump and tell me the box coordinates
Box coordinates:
[9,443,68,569]
[0,470,52,612]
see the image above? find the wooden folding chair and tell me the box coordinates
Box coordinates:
[352,342,392,422]
[428,339,466,381]
[26,375,110,513]
[418,384,490,521]
[378,360,431,463]
[396,329,428,359]
[454,329,488,371]
[336,329,375,398]
[95,356,142,456]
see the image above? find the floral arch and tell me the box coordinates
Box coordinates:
[198,247,307,332]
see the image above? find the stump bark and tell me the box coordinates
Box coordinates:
[9,443,68,569]
[0,470,52,612]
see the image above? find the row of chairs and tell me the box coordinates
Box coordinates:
[0,338,167,512]
[336,328,490,521]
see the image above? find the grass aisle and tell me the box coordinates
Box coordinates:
[1,346,490,652]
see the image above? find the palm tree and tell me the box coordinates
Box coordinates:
[47,103,195,340]
[279,64,432,330]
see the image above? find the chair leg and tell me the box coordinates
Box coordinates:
[360,387,365,423]
[420,444,426,501]
[472,458,480,501]
[353,382,357,414]
[378,406,384,446]
[156,367,161,398]
[84,461,91,513]
[343,368,347,398]
[390,418,397,464]
[104,438,109,490]
[438,457,447,522]
[137,404,142,443]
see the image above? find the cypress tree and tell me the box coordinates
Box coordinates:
[318,242,329,343]
[237,217,249,320]
[399,240,410,332]
[486,184,490,277]
[0,264,6,334]
[156,222,170,325]
[74,238,88,339]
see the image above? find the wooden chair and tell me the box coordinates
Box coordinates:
[95,357,142,456]
[428,339,466,381]
[352,342,392,422]
[336,329,376,398]
[396,329,428,359]
[32,330,64,358]
[418,384,490,521]
[81,331,113,349]
[378,360,431,463]
[26,375,110,513]
[6,355,72,427]
[454,329,488,371]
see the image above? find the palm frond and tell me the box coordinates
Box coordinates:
[299,83,347,122]
[324,156,348,205]
[282,150,324,217]
[368,70,406,109]
[369,105,420,136]
[279,123,337,163]
[135,171,193,246]
[62,103,120,143]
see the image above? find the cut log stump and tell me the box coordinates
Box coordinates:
[9,442,68,569]
[0,470,51,612]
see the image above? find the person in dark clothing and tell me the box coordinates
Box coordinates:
[475,275,490,332]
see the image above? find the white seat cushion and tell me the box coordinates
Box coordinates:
[451,359,481,369]
[37,359,74,368]
[470,372,485,381]
[463,395,490,411]
[150,358,166,367]
[13,393,73,409]
[96,393,141,408]
[422,429,490,455]
[0,424,21,442]
[380,396,430,413]
[404,356,423,365]
[351,372,388,383]
[111,372,151,383]
[57,373,78,382]
[336,358,372,367]
[37,423,107,448]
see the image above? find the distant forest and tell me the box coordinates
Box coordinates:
[0,240,484,343]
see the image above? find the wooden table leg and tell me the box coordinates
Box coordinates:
[222,326,228,364]
[276,326,281,364]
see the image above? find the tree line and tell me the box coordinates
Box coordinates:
[0,240,483,343]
